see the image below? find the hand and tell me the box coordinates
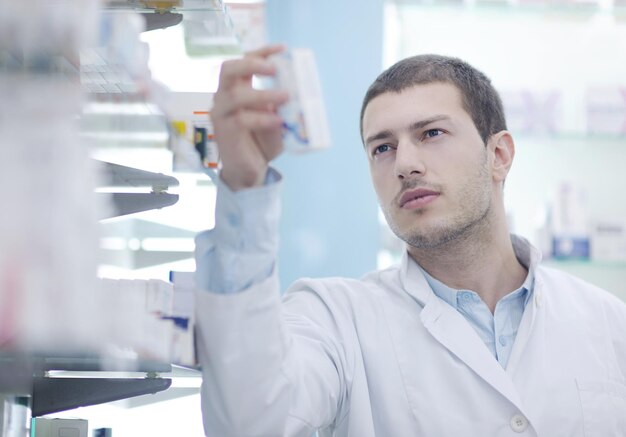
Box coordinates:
[211,45,289,191]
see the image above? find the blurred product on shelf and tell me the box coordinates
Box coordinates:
[93,428,112,437]
[183,8,239,56]
[95,276,196,366]
[165,91,218,171]
[31,417,88,437]
[170,120,205,172]
[0,0,203,367]
[586,86,626,137]
[534,181,626,263]
[549,182,590,259]
[590,221,626,263]
[0,0,103,354]
[501,89,563,136]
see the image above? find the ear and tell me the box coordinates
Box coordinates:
[488,131,515,184]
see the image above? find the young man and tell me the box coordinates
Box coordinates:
[195,46,626,436]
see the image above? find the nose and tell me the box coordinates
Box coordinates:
[394,141,426,180]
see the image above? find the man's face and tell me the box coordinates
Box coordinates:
[361,82,496,249]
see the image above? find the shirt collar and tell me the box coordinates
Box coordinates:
[512,234,539,301]
[400,234,540,307]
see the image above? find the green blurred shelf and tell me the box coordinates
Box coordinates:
[105,0,223,12]
[542,258,626,302]
[544,259,626,268]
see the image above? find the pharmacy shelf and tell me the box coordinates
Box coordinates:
[394,0,626,16]
[143,12,184,31]
[37,355,173,373]
[32,377,171,417]
[105,0,223,12]
[102,192,179,218]
[98,161,180,218]
[46,364,202,410]
[544,259,626,268]
[0,353,174,416]
[101,161,179,190]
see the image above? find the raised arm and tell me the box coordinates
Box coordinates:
[195,45,288,295]
[195,47,347,436]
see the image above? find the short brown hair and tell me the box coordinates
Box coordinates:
[360,54,507,144]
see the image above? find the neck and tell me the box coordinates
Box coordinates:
[407,213,527,313]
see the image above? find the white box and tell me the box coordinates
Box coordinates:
[270,49,331,152]
[32,418,88,437]
[591,221,626,262]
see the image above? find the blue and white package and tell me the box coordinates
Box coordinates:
[270,48,331,152]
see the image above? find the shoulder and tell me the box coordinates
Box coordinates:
[537,264,619,300]
[536,264,626,323]
[282,264,405,313]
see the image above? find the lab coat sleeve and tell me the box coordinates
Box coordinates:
[605,292,626,378]
[196,275,348,436]
[195,169,347,436]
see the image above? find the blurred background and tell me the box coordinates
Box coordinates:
[3,0,625,435]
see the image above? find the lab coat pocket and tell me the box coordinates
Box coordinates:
[576,379,626,437]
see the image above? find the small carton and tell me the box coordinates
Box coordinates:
[270,48,332,152]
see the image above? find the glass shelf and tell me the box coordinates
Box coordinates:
[393,0,626,17]
[542,258,626,303]
[32,376,172,417]
[105,0,223,12]
[512,133,626,143]
[544,258,626,268]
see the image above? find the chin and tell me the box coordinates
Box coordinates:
[401,232,443,249]
[392,221,460,249]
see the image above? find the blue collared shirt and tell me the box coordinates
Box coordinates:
[418,265,534,369]
[195,168,282,294]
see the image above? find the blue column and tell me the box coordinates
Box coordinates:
[265,1,385,288]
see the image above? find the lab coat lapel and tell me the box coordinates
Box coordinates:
[506,236,543,378]
[505,277,541,378]
[400,251,526,412]
[420,294,525,409]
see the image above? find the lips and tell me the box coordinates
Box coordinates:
[399,188,440,208]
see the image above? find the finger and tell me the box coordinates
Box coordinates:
[218,57,277,89]
[224,109,284,132]
[213,88,289,117]
[254,129,285,161]
[244,44,286,59]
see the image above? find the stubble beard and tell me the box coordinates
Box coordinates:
[390,199,492,250]
[383,157,493,251]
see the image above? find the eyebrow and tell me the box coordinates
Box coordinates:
[363,115,452,147]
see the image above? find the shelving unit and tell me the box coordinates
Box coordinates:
[0,354,173,433]
[29,355,173,417]
[0,1,235,435]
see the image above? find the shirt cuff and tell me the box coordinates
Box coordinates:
[214,167,281,251]
[195,167,282,293]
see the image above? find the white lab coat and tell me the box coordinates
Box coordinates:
[196,242,626,437]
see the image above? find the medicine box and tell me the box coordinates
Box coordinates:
[271,48,331,152]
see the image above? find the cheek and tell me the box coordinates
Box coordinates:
[448,152,487,180]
